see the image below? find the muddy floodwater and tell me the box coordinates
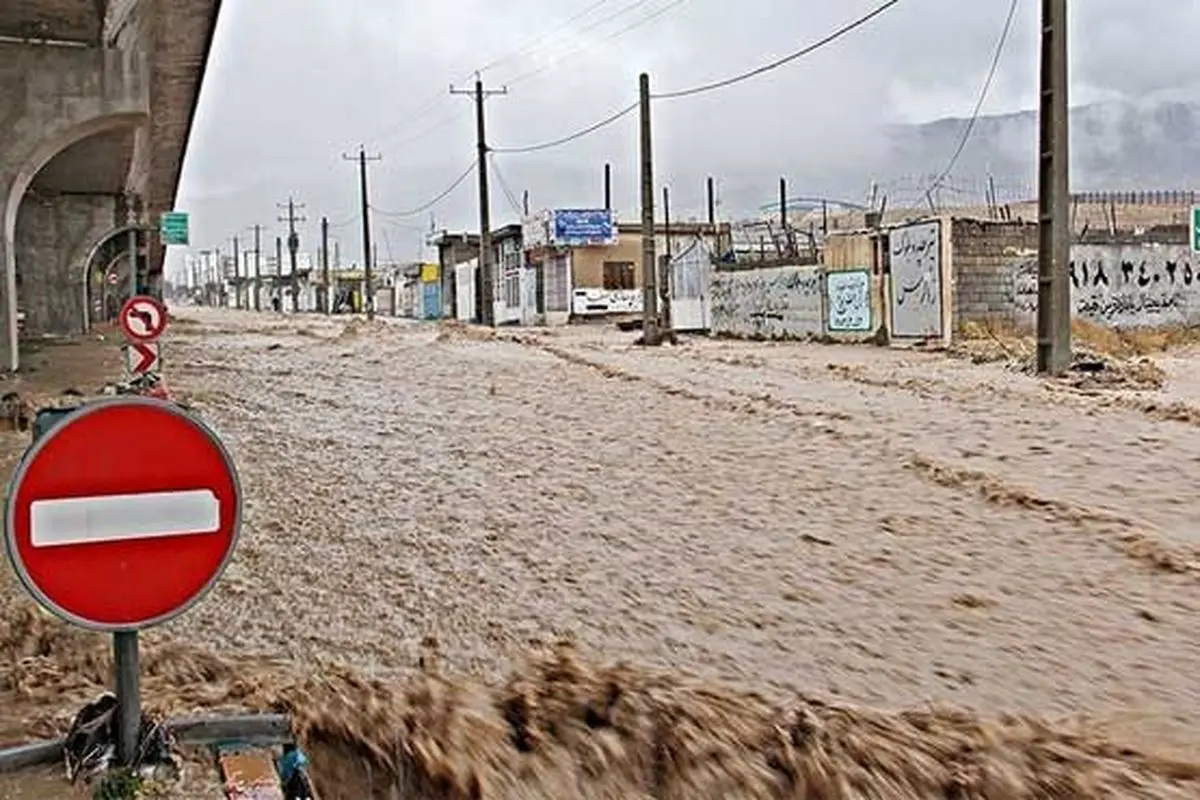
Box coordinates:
[2,307,1198,798]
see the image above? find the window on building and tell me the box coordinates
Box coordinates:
[602,261,636,290]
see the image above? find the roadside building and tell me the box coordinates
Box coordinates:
[524,208,731,324]
[430,225,527,324]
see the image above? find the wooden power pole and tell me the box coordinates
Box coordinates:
[343,147,381,320]
[639,72,660,345]
[251,224,262,312]
[1036,0,1071,374]
[274,236,283,312]
[321,216,331,314]
[231,235,241,309]
[278,198,306,313]
[452,75,507,326]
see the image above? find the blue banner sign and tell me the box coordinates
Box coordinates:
[552,209,615,246]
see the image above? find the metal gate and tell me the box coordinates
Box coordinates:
[455,261,477,322]
[670,237,713,331]
[520,266,539,325]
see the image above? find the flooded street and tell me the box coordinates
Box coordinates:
[159,309,1197,746]
[2,306,1198,798]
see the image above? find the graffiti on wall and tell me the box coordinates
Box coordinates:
[710,266,823,339]
[826,269,872,332]
[889,220,943,338]
[1012,243,1200,327]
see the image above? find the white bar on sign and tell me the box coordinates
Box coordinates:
[30,489,220,548]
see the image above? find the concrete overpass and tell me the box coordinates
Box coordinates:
[0,0,222,371]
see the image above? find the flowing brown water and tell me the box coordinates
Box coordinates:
[0,309,1197,798]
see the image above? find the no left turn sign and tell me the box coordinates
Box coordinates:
[120,295,167,342]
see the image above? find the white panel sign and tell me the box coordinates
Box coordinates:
[889,220,943,338]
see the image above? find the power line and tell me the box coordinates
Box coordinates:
[490,0,909,155]
[326,212,360,229]
[371,162,476,217]
[491,102,638,154]
[503,0,689,88]
[652,0,907,100]
[371,0,621,147]
[926,0,1018,194]
[488,154,524,216]
[476,0,615,76]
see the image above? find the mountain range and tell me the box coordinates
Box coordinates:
[879,100,1200,206]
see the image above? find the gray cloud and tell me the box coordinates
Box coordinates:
[171,0,1199,276]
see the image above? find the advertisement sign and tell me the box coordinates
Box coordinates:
[825,269,872,332]
[552,209,616,247]
[522,210,552,251]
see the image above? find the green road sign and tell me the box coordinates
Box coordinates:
[160,212,189,246]
[1192,205,1200,253]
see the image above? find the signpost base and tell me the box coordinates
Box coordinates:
[113,631,140,766]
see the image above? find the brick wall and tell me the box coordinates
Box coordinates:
[949,218,1039,331]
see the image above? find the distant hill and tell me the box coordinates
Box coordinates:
[880,100,1200,204]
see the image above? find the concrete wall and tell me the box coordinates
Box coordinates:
[1013,241,1200,328]
[949,220,1200,330]
[15,192,117,335]
[0,40,148,365]
[950,218,1038,331]
[710,266,824,339]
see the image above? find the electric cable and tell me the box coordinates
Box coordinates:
[490,0,911,155]
[491,102,638,154]
[488,154,525,216]
[475,0,616,76]
[651,0,906,99]
[372,0,626,146]
[504,0,690,88]
[370,162,476,217]
[926,0,1018,193]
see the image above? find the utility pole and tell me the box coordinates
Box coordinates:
[522,190,530,217]
[638,72,660,345]
[343,146,381,320]
[214,246,222,306]
[275,236,283,312]
[779,177,790,257]
[321,216,331,314]
[707,176,719,255]
[452,74,507,326]
[604,163,612,211]
[661,184,673,337]
[231,235,241,309]
[278,198,307,313]
[1037,0,1071,374]
[250,225,262,312]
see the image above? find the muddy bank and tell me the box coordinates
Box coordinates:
[1,605,1197,799]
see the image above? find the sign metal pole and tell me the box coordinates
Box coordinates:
[113,630,140,765]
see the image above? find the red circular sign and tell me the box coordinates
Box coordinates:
[119,295,168,342]
[5,398,241,631]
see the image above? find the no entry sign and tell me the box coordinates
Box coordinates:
[4,398,241,631]
[120,295,167,342]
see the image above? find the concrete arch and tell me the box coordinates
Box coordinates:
[80,223,140,331]
[1,111,146,370]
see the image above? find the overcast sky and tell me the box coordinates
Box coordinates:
[170,0,1200,272]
